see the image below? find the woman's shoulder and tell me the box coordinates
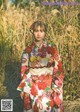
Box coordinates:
[25,42,35,54]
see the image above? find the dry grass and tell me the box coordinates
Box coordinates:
[64,98,80,112]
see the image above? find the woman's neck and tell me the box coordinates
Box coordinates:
[34,40,44,48]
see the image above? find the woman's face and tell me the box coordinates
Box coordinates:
[33,26,45,42]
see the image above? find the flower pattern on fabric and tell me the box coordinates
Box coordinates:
[37,81,47,90]
[17,41,64,112]
[31,84,38,96]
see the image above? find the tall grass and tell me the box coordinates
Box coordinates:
[0,2,80,100]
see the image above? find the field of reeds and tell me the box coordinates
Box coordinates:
[0,1,80,111]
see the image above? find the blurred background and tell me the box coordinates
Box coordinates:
[0,0,80,112]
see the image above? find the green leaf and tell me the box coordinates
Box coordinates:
[52,83,55,88]
[45,87,50,92]
[46,101,50,106]
[28,83,31,87]
[57,71,61,76]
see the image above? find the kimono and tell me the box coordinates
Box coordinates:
[17,41,64,112]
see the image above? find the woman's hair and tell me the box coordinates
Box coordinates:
[30,21,47,33]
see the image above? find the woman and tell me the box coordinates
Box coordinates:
[17,21,64,112]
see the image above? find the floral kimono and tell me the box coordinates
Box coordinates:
[17,41,64,112]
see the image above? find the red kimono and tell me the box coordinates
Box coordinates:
[17,41,64,112]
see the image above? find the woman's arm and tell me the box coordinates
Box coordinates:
[51,44,64,107]
[19,49,29,99]
[17,49,29,94]
[52,45,64,82]
[20,49,29,79]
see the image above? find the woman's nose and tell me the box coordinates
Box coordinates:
[37,31,40,35]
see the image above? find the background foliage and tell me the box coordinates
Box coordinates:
[0,0,80,103]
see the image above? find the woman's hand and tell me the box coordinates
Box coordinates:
[20,92,24,99]
[20,92,29,99]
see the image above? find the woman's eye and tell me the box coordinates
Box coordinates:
[34,30,38,32]
[34,30,44,33]
[40,30,44,32]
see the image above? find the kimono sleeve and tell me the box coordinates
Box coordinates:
[51,44,64,89]
[20,49,29,79]
[51,44,64,107]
